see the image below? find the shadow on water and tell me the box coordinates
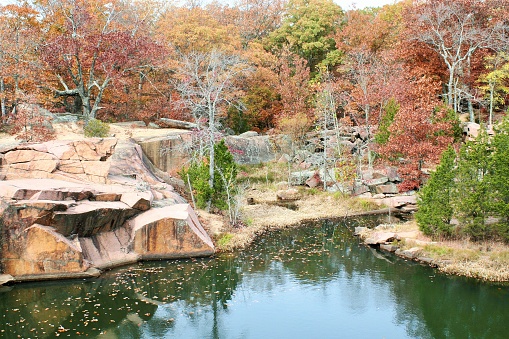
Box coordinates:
[1,214,508,338]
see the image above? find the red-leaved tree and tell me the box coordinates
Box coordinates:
[379,73,456,191]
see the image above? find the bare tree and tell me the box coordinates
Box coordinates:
[315,72,340,190]
[175,49,251,197]
[410,0,507,117]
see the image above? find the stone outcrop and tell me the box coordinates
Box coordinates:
[136,132,190,174]
[158,118,197,130]
[0,138,117,183]
[129,204,214,260]
[364,232,396,245]
[225,133,276,165]
[276,188,301,201]
[356,224,438,267]
[0,138,214,284]
[137,129,277,170]
[287,165,412,206]
[3,224,88,276]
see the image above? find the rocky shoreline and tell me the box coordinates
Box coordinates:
[354,221,509,283]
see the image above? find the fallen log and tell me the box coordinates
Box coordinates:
[159,118,197,130]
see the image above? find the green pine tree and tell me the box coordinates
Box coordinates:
[489,117,509,241]
[212,140,238,210]
[453,128,493,240]
[415,146,456,238]
[181,159,213,210]
[375,98,398,146]
[181,139,238,212]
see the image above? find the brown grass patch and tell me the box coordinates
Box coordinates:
[373,220,509,282]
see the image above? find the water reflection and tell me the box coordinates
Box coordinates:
[1,215,508,338]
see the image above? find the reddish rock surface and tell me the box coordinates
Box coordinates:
[0,139,214,283]
[0,138,117,183]
[129,204,214,259]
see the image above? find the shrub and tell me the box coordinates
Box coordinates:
[180,159,212,209]
[84,118,110,137]
[180,139,238,212]
[277,112,313,150]
[217,233,234,248]
[212,139,238,210]
[10,103,55,142]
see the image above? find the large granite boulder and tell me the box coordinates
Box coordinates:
[3,224,89,277]
[0,138,214,284]
[225,134,276,165]
[136,133,190,174]
[129,204,215,259]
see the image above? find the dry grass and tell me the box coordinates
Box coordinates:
[204,180,380,251]
[374,220,509,282]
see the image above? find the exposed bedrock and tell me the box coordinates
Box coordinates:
[0,138,214,284]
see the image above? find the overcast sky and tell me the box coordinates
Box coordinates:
[0,0,399,10]
[336,0,398,10]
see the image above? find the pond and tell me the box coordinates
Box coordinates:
[1,215,508,338]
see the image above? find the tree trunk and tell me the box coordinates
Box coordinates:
[208,102,216,205]
[0,77,5,120]
[447,68,455,110]
[82,95,92,120]
[489,83,494,126]
[468,99,474,123]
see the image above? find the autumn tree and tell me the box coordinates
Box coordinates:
[156,3,241,54]
[477,52,509,125]
[0,3,41,120]
[335,4,403,55]
[233,0,286,45]
[379,74,457,190]
[227,42,282,133]
[406,0,508,118]
[275,49,314,150]
[9,94,55,142]
[314,71,342,189]
[334,5,405,170]
[39,0,160,121]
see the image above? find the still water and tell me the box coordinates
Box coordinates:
[1,216,508,338]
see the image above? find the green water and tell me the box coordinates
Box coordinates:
[1,216,508,338]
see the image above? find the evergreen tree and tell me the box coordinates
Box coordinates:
[415,146,456,238]
[212,140,238,211]
[489,117,509,241]
[180,139,238,212]
[181,158,213,210]
[453,128,493,240]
